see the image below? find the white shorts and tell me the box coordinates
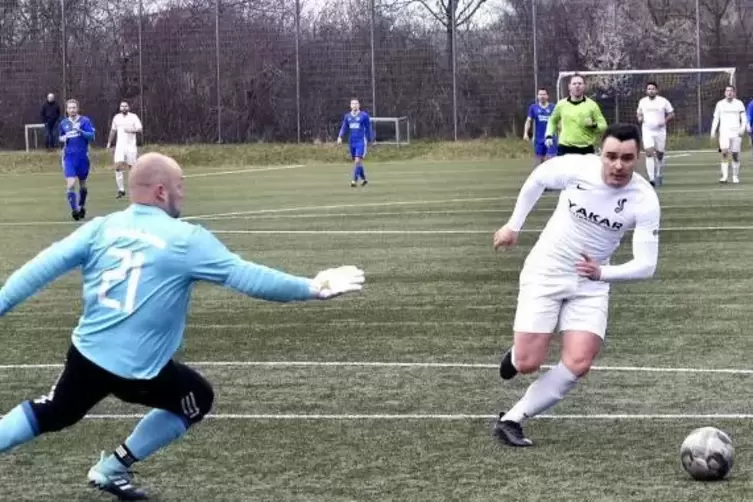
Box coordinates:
[719,134,742,153]
[114,149,138,166]
[642,129,666,152]
[513,280,609,338]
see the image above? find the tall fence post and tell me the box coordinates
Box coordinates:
[60,0,66,102]
[295,0,301,143]
[532,0,538,97]
[451,0,457,140]
[695,0,702,135]
[370,0,377,117]
[215,0,222,143]
[138,0,145,144]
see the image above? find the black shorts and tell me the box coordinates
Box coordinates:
[29,345,214,435]
[557,144,595,156]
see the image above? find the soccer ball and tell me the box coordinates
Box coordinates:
[680,426,735,481]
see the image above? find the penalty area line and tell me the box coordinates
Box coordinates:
[183,164,305,178]
[0,360,752,375]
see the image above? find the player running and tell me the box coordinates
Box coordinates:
[524,88,557,164]
[106,101,143,199]
[637,82,674,187]
[59,99,95,221]
[0,153,365,500]
[545,74,607,156]
[746,96,753,154]
[337,98,373,187]
[492,123,660,447]
[711,85,747,184]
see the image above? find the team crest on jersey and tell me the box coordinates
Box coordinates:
[614,198,627,214]
[568,200,624,231]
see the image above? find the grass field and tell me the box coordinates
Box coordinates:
[0,148,752,501]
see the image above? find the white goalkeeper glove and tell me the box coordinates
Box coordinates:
[310,266,365,299]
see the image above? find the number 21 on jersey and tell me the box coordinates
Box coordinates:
[98,247,144,314]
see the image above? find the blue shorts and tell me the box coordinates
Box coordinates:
[62,156,90,180]
[534,140,557,157]
[350,142,367,160]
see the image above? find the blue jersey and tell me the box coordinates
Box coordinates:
[747,99,753,129]
[0,204,316,379]
[338,111,372,145]
[59,116,95,159]
[527,102,555,142]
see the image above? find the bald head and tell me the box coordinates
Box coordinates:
[129,153,185,218]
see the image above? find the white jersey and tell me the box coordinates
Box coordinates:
[111,112,142,151]
[506,155,661,289]
[712,99,746,136]
[637,96,673,131]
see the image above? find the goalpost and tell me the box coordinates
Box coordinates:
[556,67,736,150]
[371,116,410,146]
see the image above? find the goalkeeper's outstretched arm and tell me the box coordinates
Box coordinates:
[187,226,364,301]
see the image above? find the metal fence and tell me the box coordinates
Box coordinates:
[1,0,752,149]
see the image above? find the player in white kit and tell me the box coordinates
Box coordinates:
[711,86,747,184]
[636,82,674,187]
[106,101,143,198]
[491,123,661,447]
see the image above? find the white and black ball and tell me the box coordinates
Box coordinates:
[680,426,734,481]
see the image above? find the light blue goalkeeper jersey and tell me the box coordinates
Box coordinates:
[0,204,315,379]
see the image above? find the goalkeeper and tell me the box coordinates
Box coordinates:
[0,153,365,501]
[545,74,607,155]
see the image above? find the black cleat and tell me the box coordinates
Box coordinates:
[493,414,533,447]
[649,180,655,187]
[72,210,81,221]
[499,348,518,380]
[78,207,86,220]
[361,180,368,186]
[116,190,126,199]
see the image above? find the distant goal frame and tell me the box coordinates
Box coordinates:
[371,116,410,146]
[25,123,47,152]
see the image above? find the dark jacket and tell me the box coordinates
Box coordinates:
[41,101,61,124]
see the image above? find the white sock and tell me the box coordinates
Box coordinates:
[721,162,729,179]
[115,170,125,191]
[656,154,664,178]
[733,161,740,178]
[501,361,579,424]
[645,157,655,181]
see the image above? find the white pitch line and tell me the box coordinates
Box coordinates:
[1,360,753,375]
[72,413,753,420]
[210,225,753,235]
[183,164,305,178]
[186,186,751,220]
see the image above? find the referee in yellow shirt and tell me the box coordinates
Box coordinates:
[545,74,608,155]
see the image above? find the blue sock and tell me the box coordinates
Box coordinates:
[352,164,359,181]
[79,187,88,208]
[0,402,39,454]
[66,190,78,211]
[100,409,189,474]
[356,164,366,181]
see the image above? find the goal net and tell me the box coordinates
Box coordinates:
[556,68,736,144]
[371,116,410,146]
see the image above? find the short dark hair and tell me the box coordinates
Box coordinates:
[646,81,658,89]
[538,88,548,92]
[569,73,585,84]
[601,123,642,151]
[726,85,736,91]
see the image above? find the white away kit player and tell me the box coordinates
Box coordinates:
[107,101,143,198]
[637,81,674,186]
[711,86,747,183]
[491,123,661,447]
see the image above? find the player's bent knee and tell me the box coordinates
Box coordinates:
[30,399,88,434]
[179,368,215,425]
[645,148,655,157]
[512,332,552,374]
[561,330,602,377]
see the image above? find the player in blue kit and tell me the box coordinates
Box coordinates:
[0,153,366,500]
[59,99,95,221]
[523,89,557,165]
[337,98,373,187]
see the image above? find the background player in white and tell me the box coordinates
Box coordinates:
[711,86,746,184]
[491,123,661,447]
[637,81,674,187]
[107,101,143,198]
